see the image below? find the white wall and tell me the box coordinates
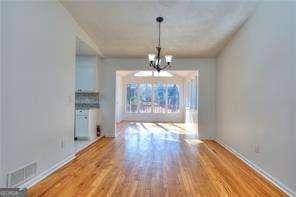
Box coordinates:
[115,74,123,123]
[0,0,3,187]
[185,72,199,134]
[2,1,98,187]
[216,2,296,195]
[101,58,216,138]
[75,55,99,92]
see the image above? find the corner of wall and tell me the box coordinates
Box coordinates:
[59,1,103,58]
[213,57,218,140]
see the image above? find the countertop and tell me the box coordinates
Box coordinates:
[75,103,100,109]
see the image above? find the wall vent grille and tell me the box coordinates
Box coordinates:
[7,162,37,187]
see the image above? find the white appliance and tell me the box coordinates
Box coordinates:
[75,109,99,141]
[75,109,89,140]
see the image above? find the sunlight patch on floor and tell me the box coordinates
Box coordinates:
[125,122,199,141]
[184,139,203,145]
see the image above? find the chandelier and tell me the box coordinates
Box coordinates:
[148,17,172,72]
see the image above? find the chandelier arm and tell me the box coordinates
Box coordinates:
[156,63,165,71]
[166,64,171,69]
[160,63,170,70]
[153,64,160,72]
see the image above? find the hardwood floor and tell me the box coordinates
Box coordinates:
[28,122,286,197]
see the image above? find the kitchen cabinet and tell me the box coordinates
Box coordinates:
[75,56,99,92]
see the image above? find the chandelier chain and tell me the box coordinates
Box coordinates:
[148,16,172,72]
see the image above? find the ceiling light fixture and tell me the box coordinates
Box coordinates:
[148,17,172,72]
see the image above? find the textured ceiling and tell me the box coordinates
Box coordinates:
[62,1,256,58]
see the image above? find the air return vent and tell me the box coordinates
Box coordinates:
[7,162,37,187]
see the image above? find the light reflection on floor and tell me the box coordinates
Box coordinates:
[115,121,203,170]
[120,121,201,146]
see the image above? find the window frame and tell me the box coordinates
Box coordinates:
[153,83,167,113]
[125,83,139,113]
[125,82,180,114]
[166,84,180,113]
[185,76,198,110]
[138,83,153,113]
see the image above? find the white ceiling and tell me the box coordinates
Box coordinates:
[62,1,256,58]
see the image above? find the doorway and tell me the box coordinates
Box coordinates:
[74,37,100,152]
[115,70,199,136]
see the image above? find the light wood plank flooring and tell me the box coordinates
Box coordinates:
[28,122,286,196]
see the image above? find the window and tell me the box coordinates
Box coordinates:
[126,83,138,113]
[153,84,166,113]
[138,84,152,113]
[126,83,180,113]
[167,84,180,113]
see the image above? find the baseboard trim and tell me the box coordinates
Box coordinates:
[75,136,103,155]
[215,139,296,197]
[20,154,75,189]
[21,136,105,189]
[104,134,116,138]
